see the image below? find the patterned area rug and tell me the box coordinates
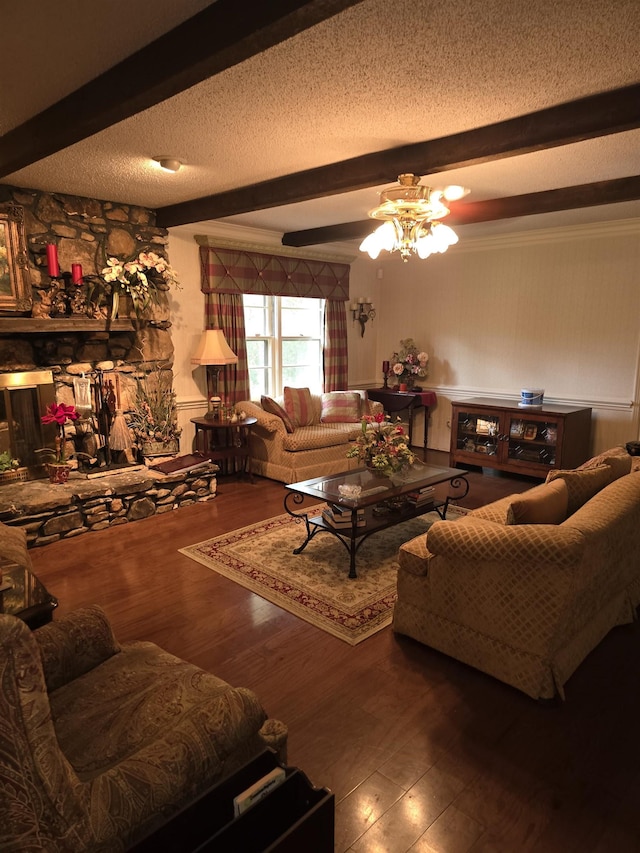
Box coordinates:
[179,504,468,645]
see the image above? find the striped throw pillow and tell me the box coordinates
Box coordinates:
[283,387,315,427]
[261,396,295,433]
[320,391,362,423]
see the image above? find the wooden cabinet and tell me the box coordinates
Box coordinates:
[450,397,592,478]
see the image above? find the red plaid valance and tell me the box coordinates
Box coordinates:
[199,245,349,301]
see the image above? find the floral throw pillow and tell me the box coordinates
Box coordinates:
[261,396,295,433]
[283,387,315,427]
[320,391,362,423]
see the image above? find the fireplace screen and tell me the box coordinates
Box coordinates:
[0,371,56,480]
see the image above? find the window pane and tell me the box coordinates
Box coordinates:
[242,294,324,398]
[248,368,268,400]
[246,340,270,399]
[246,340,268,369]
[243,294,271,337]
[282,340,322,391]
[281,298,322,337]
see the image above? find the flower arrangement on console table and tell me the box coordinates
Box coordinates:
[347,412,415,477]
[85,250,180,320]
[386,338,429,390]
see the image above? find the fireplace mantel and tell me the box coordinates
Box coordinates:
[0,319,135,334]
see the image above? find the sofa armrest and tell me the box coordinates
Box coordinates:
[35,605,121,693]
[426,517,585,569]
[236,400,285,435]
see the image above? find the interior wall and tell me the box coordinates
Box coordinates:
[366,218,640,454]
[164,228,207,450]
[168,217,640,459]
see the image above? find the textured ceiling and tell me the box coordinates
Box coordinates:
[2,0,639,248]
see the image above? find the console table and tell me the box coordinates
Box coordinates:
[367,389,437,452]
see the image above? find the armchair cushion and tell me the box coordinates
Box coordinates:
[0,606,287,851]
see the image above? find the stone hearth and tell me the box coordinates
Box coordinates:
[0,464,218,547]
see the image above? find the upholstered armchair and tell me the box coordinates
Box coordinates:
[0,606,287,851]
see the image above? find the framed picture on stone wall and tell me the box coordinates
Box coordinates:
[0,204,32,315]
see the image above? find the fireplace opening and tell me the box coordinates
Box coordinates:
[0,370,56,481]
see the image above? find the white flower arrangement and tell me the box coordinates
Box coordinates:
[100,251,180,319]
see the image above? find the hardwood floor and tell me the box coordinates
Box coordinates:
[28,454,640,852]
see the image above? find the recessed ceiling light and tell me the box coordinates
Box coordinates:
[153,156,182,173]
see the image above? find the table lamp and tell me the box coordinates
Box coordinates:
[191,329,238,419]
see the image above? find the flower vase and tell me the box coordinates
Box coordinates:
[365,462,392,479]
[47,463,71,484]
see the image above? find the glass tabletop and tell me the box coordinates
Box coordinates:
[287,464,468,507]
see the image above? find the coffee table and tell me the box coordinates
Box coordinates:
[284,464,469,578]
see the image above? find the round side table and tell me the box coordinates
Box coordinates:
[190,416,257,479]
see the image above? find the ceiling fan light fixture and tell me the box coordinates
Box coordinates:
[360,174,467,261]
[442,184,469,202]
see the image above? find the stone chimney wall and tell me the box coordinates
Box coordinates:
[0,184,175,410]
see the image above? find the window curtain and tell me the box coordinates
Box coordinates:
[323,300,348,391]
[199,244,350,395]
[203,292,250,403]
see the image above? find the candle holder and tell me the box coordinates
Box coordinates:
[382,360,390,388]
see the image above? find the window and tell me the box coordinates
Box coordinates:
[243,294,324,400]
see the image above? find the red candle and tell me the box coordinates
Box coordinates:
[382,360,390,374]
[71,263,83,285]
[46,244,60,277]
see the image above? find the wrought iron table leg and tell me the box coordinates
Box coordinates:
[436,474,470,519]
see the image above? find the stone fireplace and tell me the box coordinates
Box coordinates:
[0,186,215,546]
[0,183,178,478]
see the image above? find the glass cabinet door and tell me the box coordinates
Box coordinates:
[507,415,558,467]
[454,410,500,459]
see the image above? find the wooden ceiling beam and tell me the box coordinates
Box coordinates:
[281,175,640,246]
[156,83,640,227]
[0,0,365,178]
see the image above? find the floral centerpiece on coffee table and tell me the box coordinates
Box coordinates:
[347,412,415,477]
[388,338,429,389]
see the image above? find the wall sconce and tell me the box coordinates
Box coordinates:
[350,298,376,337]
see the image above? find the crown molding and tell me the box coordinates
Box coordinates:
[180,221,356,264]
[454,216,640,253]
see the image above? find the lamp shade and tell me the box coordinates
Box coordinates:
[191,329,238,366]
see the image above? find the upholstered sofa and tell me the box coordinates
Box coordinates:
[1,594,287,850]
[236,389,383,484]
[393,446,640,700]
